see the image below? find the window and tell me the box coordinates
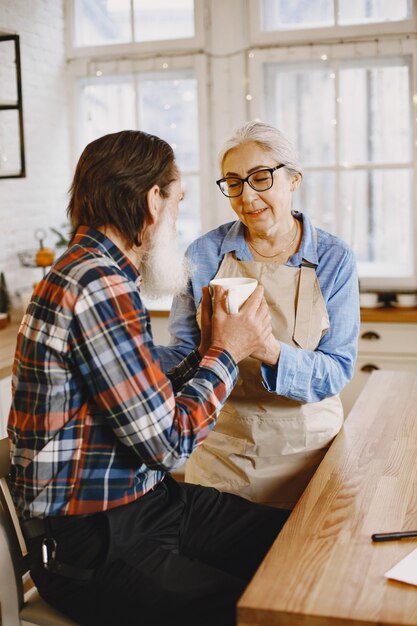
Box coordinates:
[250,0,416,44]
[78,68,201,251]
[261,54,413,280]
[70,0,203,54]
[260,0,411,31]
[248,3,417,289]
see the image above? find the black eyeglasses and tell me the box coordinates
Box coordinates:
[216,164,286,198]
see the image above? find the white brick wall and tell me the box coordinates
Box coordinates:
[0,0,71,305]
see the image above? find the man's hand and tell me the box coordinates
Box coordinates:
[250,332,281,366]
[210,284,273,364]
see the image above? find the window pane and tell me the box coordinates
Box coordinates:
[261,0,333,30]
[340,169,413,276]
[179,174,201,250]
[79,77,136,145]
[296,171,336,232]
[137,70,199,170]
[73,0,131,47]
[264,63,336,166]
[338,0,410,25]
[339,59,411,164]
[137,70,201,249]
[134,0,194,42]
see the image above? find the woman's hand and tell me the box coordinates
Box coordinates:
[210,285,273,364]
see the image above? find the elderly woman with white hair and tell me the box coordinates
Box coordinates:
[158,121,360,509]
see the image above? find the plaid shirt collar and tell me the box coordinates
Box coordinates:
[72,226,141,285]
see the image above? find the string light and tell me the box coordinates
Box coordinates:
[320,54,328,60]
[96,69,102,77]
[246,94,253,101]
[248,50,255,58]
[162,62,169,69]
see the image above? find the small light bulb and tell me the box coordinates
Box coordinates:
[321,54,328,61]
[162,62,169,69]
[96,69,102,77]
[248,51,255,59]
[246,94,253,101]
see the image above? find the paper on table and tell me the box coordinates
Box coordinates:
[385,547,417,586]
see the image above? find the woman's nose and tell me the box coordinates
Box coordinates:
[241,180,258,202]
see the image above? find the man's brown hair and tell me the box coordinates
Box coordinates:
[67,130,178,247]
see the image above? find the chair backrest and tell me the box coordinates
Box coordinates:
[0,438,81,626]
[0,436,27,626]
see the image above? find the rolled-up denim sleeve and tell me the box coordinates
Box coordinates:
[261,247,360,402]
[157,288,201,372]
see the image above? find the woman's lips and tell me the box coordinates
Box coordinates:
[246,207,268,217]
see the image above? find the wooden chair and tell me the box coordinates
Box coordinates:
[0,437,79,626]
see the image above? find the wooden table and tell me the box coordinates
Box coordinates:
[238,371,417,626]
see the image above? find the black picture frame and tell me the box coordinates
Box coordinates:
[0,34,26,178]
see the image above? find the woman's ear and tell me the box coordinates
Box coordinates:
[146,184,162,224]
[291,173,302,192]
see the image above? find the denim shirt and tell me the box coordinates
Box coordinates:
[157,212,360,403]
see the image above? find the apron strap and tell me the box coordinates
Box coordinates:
[293,261,317,349]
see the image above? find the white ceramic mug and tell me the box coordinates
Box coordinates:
[209,277,258,314]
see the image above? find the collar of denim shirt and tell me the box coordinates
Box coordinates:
[219,211,318,267]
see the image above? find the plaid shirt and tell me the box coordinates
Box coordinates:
[8,227,237,519]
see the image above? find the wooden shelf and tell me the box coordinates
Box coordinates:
[360,306,417,324]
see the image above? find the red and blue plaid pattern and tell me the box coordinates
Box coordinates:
[8,227,237,519]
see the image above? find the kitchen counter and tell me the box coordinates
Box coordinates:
[360,305,417,324]
[0,307,416,381]
[0,317,20,379]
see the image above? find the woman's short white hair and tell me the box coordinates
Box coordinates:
[218,120,302,181]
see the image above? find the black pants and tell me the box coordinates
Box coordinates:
[29,476,290,626]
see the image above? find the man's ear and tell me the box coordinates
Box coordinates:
[146,184,162,224]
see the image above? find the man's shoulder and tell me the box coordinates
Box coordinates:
[54,246,128,291]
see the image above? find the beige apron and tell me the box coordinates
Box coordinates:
[186,250,344,508]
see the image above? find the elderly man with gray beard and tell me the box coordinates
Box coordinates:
[8,130,290,626]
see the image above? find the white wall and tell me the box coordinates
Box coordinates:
[0,0,72,305]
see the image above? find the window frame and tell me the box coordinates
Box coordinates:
[247,38,417,291]
[248,0,417,46]
[66,0,206,60]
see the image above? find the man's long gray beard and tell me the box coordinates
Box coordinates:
[140,215,193,299]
